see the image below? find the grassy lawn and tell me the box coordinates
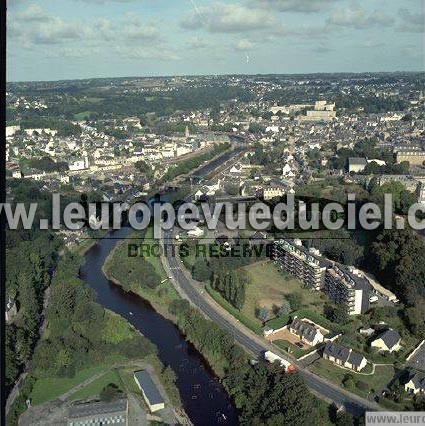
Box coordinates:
[205,284,263,335]
[74,110,94,120]
[30,366,107,405]
[308,358,395,399]
[70,370,122,401]
[241,262,327,327]
[272,340,305,359]
[118,368,141,394]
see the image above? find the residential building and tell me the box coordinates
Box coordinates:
[288,317,325,346]
[273,239,329,291]
[133,370,165,413]
[405,370,425,394]
[396,150,425,166]
[263,186,284,200]
[371,329,402,353]
[348,157,368,173]
[67,398,128,426]
[322,342,367,372]
[325,265,370,315]
[68,157,89,171]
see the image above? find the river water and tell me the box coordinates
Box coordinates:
[79,142,244,425]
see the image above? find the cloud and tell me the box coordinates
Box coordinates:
[327,4,393,29]
[186,36,210,49]
[181,2,279,33]
[252,0,340,13]
[114,46,180,61]
[397,9,424,33]
[8,5,161,48]
[234,39,255,51]
[359,40,385,48]
[9,8,86,46]
[122,14,160,41]
[315,44,332,53]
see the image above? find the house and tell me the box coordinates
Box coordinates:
[282,163,295,178]
[359,327,375,337]
[348,157,368,173]
[405,370,425,394]
[187,226,203,238]
[249,231,268,246]
[229,164,242,176]
[263,186,284,200]
[322,342,367,372]
[289,317,324,346]
[371,329,402,353]
[133,370,165,412]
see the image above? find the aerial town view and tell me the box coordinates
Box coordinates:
[2,0,425,425]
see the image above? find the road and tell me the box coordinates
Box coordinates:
[161,228,382,418]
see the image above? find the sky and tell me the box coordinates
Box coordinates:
[6,0,425,81]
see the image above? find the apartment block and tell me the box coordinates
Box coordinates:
[325,265,370,315]
[396,150,425,166]
[273,239,329,291]
[273,239,370,315]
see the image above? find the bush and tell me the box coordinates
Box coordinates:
[100,383,121,401]
[192,259,211,282]
[168,299,191,317]
[356,380,369,392]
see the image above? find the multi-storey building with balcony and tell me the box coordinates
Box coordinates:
[273,239,370,315]
[325,264,370,315]
[273,239,330,291]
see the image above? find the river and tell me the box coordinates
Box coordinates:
[79,139,244,425]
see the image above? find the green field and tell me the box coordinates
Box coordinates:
[241,262,327,326]
[30,366,107,405]
[74,111,94,120]
[308,359,395,399]
[70,370,122,401]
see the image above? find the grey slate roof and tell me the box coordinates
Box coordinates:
[348,157,367,166]
[374,329,401,350]
[134,370,164,406]
[289,318,320,343]
[323,342,350,362]
[347,351,365,367]
[323,342,365,367]
[69,398,127,419]
[409,370,425,390]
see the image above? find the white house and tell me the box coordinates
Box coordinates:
[405,370,425,394]
[371,329,402,353]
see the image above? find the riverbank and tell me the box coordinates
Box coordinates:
[102,227,181,321]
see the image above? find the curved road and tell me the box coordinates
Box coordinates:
[161,228,381,418]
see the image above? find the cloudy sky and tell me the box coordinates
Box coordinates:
[7,0,424,81]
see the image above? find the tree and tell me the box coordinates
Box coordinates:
[336,412,355,426]
[286,293,302,311]
[277,300,291,317]
[168,299,190,317]
[100,383,121,401]
[342,373,355,389]
[192,259,211,282]
[324,303,349,325]
[256,307,270,324]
